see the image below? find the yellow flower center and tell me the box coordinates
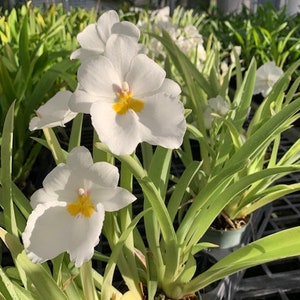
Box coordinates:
[67,188,95,218]
[113,81,144,115]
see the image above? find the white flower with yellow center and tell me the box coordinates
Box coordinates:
[29,91,77,131]
[254,61,283,97]
[22,146,136,267]
[69,34,186,155]
[70,10,141,62]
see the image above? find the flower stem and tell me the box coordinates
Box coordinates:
[80,260,98,300]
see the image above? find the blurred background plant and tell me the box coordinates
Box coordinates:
[152,26,300,235]
[198,2,300,72]
[1,1,300,191]
[0,4,300,299]
[0,3,97,190]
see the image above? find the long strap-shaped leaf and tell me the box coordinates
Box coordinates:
[181,226,300,295]
[0,102,17,237]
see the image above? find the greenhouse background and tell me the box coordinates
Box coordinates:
[0,0,300,299]
[1,0,300,14]
[33,0,300,15]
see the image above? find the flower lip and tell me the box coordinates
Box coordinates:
[67,188,95,218]
[113,81,144,115]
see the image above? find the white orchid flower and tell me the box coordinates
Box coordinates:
[22,146,136,267]
[70,10,141,62]
[69,34,186,155]
[29,91,77,131]
[204,95,230,129]
[254,61,283,97]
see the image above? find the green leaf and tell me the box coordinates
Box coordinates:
[240,183,300,216]
[12,183,32,219]
[167,161,201,222]
[0,267,20,300]
[187,165,300,247]
[232,58,256,130]
[0,58,16,113]
[23,58,75,119]
[233,97,300,164]
[248,59,300,135]
[148,146,172,199]
[42,128,66,165]
[183,227,300,293]
[80,261,98,300]
[0,102,18,237]
[177,254,197,283]
[10,283,35,300]
[96,143,177,244]
[102,209,151,300]
[68,113,83,152]
[60,262,82,300]
[18,14,30,74]
[151,31,211,97]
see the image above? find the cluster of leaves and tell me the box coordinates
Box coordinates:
[198,3,300,71]
[0,3,300,300]
[156,27,300,221]
[0,3,97,187]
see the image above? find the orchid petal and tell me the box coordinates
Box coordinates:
[156,78,181,96]
[88,162,120,188]
[104,34,140,77]
[22,202,71,264]
[68,202,105,267]
[29,91,77,131]
[126,54,166,96]
[112,21,140,40]
[30,188,58,209]
[42,164,70,196]
[77,55,121,98]
[22,202,105,268]
[70,48,101,62]
[91,102,141,155]
[97,10,119,43]
[254,61,283,97]
[76,24,105,53]
[69,85,102,113]
[138,93,186,149]
[66,146,93,170]
[91,186,136,212]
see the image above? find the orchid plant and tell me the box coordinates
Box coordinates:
[1,9,300,300]
[154,27,300,228]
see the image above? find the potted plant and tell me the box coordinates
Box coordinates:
[154,29,300,249]
[1,9,300,300]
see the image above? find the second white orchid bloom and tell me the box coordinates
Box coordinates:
[71,10,141,62]
[254,61,283,97]
[22,146,136,267]
[29,91,77,131]
[69,34,186,155]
